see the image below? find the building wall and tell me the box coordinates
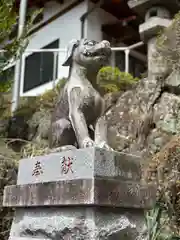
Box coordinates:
[86,1,117,41]
[21,1,88,96]
[21,0,118,97]
[1,0,146,98]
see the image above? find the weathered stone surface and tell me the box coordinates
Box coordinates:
[128,0,180,17]
[3,178,156,208]
[15,147,142,185]
[140,17,171,42]
[105,73,180,159]
[165,70,180,93]
[153,92,180,134]
[0,119,9,136]
[106,76,162,156]
[9,207,146,240]
[3,146,156,240]
[103,92,123,111]
[7,115,28,140]
[27,109,51,142]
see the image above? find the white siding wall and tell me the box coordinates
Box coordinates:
[21,1,88,96]
[20,0,117,96]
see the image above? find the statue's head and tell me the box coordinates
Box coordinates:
[62,39,111,69]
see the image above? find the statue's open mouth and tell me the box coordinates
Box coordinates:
[83,48,111,57]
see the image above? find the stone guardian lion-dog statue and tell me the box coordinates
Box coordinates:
[49,38,112,151]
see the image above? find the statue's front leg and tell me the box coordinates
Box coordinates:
[94,115,113,151]
[69,87,94,148]
[69,110,94,148]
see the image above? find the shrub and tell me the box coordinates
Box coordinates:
[0,77,67,120]
[97,66,139,95]
[0,79,12,93]
[0,139,20,240]
[38,78,67,109]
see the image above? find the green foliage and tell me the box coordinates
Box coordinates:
[0,139,20,240]
[145,204,180,240]
[0,80,12,93]
[14,97,39,119]
[143,135,180,238]
[38,78,67,109]
[145,204,163,240]
[0,79,12,121]
[97,66,139,94]
[56,77,67,90]
[0,78,67,121]
[0,0,42,71]
[0,0,42,121]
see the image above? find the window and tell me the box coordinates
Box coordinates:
[114,51,146,78]
[115,51,125,72]
[23,39,59,92]
[129,55,146,78]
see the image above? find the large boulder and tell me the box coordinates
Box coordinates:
[106,73,180,159]
[27,108,51,143]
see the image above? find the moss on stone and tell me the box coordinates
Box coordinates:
[156,11,180,71]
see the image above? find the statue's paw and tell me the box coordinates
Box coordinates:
[96,141,113,151]
[49,145,77,153]
[82,137,95,148]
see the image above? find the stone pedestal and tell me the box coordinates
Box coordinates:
[3,147,156,239]
[128,0,177,76]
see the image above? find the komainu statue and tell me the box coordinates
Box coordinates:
[49,38,112,150]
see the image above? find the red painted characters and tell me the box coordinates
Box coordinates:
[61,156,74,174]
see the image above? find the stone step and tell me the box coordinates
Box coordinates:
[3,178,156,209]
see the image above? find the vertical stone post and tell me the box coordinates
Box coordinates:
[142,7,171,76]
[128,0,174,77]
